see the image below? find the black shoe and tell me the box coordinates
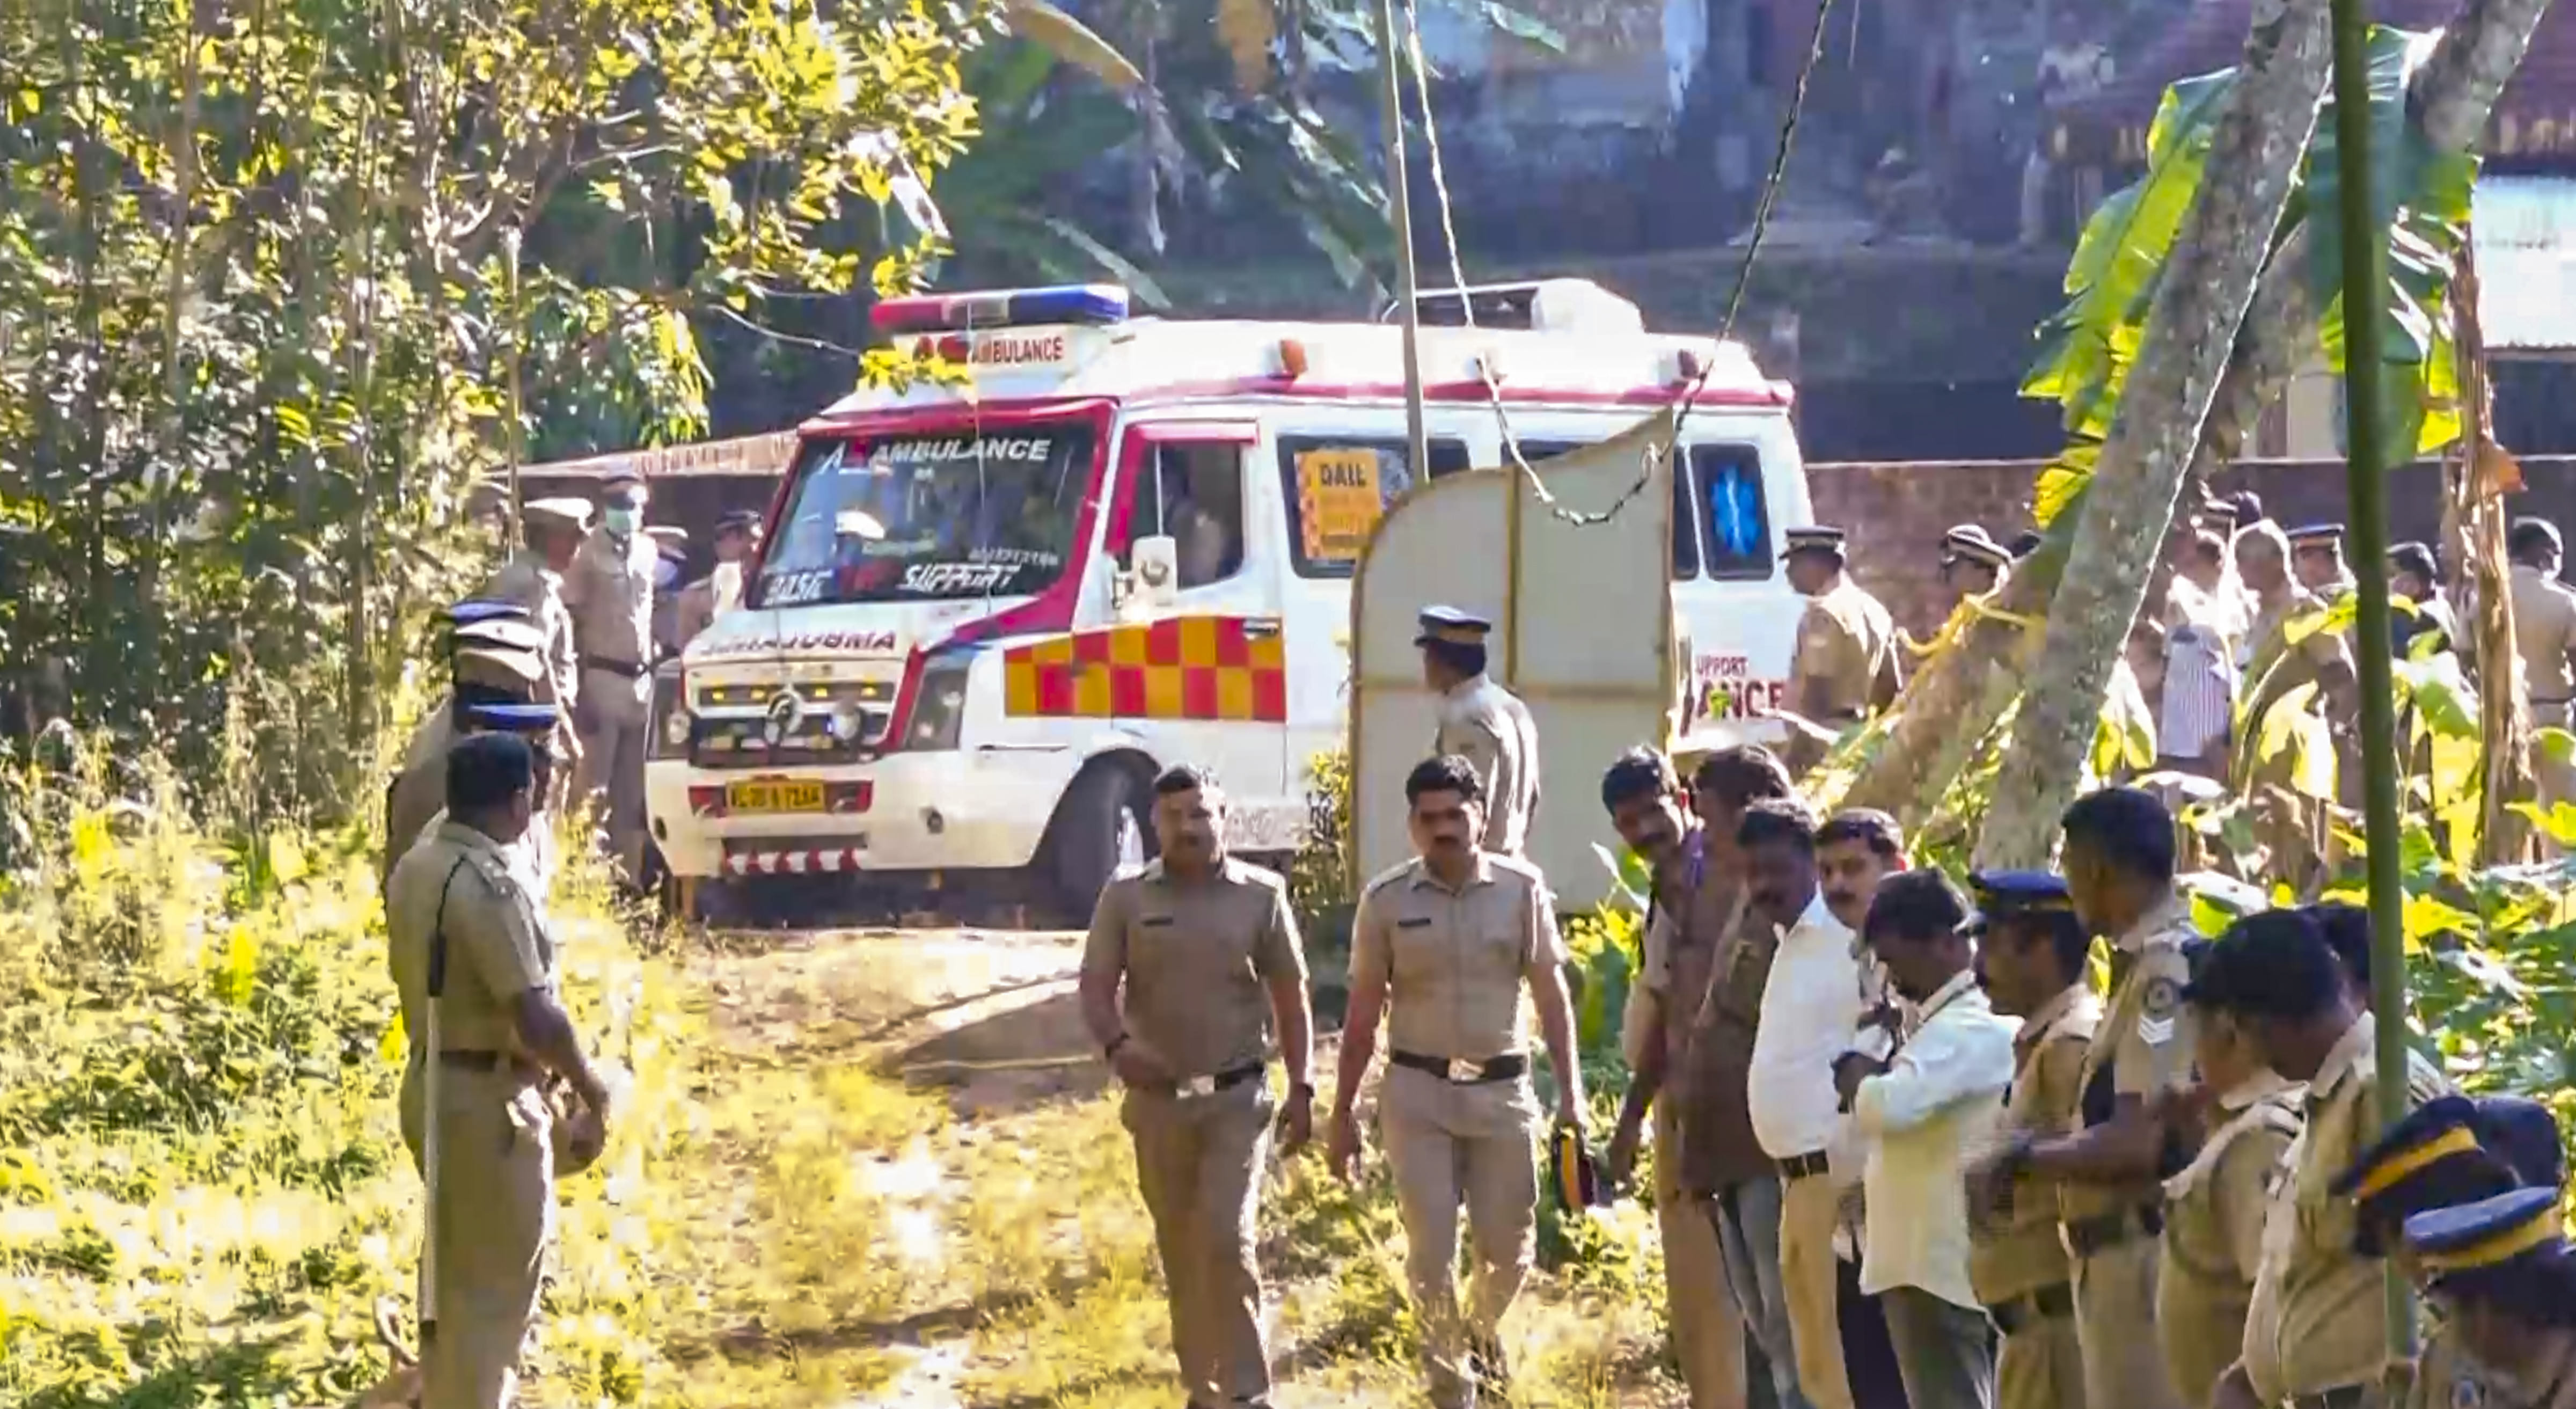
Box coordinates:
[1468,1335,1510,1393]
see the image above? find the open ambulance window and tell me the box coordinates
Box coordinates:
[1519,439,1700,580]
[752,426,1098,606]
[1276,435,1467,577]
[1123,443,1247,589]
[1690,445,1772,580]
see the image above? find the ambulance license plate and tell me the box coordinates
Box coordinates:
[726,779,824,814]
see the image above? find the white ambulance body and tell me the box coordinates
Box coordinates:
[650,280,1810,915]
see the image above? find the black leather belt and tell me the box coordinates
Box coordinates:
[2062,1205,2165,1258]
[581,655,649,680]
[2290,1389,2371,1409]
[1391,1050,1528,1084]
[438,1049,537,1074]
[1983,1281,2074,1334]
[1775,1150,1831,1181]
[1168,1061,1268,1099]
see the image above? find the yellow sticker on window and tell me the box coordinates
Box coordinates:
[1295,448,1387,563]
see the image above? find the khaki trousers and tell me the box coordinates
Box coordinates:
[1779,1170,1855,1409]
[2074,1238,2185,1409]
[1655,1106,1747,1409]
[574,666,649,884]
[400,1061,555,1409]
[1123,1081,1275,1406]
[1381,1067,1540,1409]
[1995,1317,2087,1409]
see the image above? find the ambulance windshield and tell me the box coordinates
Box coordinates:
[756,427,1097,605]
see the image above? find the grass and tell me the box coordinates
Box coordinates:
[0,743,1681,1409]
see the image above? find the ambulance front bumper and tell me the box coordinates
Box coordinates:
[646,747,1085,880]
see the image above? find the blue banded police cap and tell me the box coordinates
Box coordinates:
[1958,869,2073,936]
[2288,522,2347,547]
[2403,1185,2567,1275]
[450,599,533,627]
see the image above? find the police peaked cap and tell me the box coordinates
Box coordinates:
[1415,604,1494,647]
[462,700,560,734]
[1957,869,2074,935]
[2403,1186,2571,1288]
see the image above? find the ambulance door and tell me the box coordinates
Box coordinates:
[1104,421,1294,850]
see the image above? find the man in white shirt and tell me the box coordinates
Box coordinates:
[1836,870,2011,1409]
[1740,797,1865,1409]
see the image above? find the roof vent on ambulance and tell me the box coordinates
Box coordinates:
[1393,278,1646,335]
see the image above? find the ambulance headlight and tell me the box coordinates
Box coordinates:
[906,659,972,751]
[826,700,865,743]
[649,665,691,758]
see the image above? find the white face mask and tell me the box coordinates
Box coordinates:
[604,505,642,537]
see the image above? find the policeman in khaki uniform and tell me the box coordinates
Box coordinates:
[1960,871,2095,1409]
[564,468,662,882]
[385,648,564,897]
[2160,938,2304,1407]
[2183,910,2451,1409]
[2397,1187,2576,1409]
[1080,763,1314,1409]
[1781,527,1901,771]
[2330,1096,2566,1409]
[384,604,550,893]
[386,733,611,1409]
[675,509,765,649]
[1330,754,1586,1409]
[2006,787,2197,1409]
[1416,606,1542,858]
[482,499,591,810]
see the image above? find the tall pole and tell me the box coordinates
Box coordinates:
[2326,0,2413,1355]
[1372,0,1430,477]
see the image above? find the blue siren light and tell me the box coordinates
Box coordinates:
[871,284,1131,335]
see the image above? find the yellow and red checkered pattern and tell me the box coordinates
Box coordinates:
[1002,615,1287,722]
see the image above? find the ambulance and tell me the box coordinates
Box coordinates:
[649,279,1810,918]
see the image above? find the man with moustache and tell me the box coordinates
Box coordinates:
[1600,748,1749,1408]
[1082,763,1314,1409]
[1331,754,1585,1409]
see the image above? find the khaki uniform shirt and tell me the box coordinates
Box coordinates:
[1790,576,1902,721]
[564,527,660,685]
[1081,857,1306,1079]
[482,553,580,716]
[2159,1074,2303,1406]
[1349,852,1564,1061]
[1971,983,2099,1307]
[674,576,719,651]
[386,821,554,1060]
[1432,674,1542,857]
[2065,892,2199,1223]
[2398,1324,2522,1409]
[2241,1013,2454,1403]
[2512,564,2576,716]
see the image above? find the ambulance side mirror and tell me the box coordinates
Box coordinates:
[1118,535,1181,615]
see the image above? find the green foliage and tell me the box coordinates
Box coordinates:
[0,0,990,817]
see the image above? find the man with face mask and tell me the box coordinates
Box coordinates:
[564,468,661,885]
[676,509,765,648]
[1080,763,1313,1409]
[386,733,612,1409]
[1331,754,1584,1409]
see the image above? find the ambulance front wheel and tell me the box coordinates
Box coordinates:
[1042,758,1158,923]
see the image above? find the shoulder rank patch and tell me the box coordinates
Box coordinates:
[2137,976,2182,1047]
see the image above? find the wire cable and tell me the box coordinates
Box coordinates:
[1396,0,1838,527]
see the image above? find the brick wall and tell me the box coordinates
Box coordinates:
[1812,455,2576,638]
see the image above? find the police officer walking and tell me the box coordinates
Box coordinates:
[2001,787,2195,1409]
[1781,527,1901,772]
[482,499,591,812]
[1960,871,2096,1409]
[386,733,612,1409]
[564,468,661,884]
[1416,607,1541,858]
[1330,754,1585,1409]
[1080,763,1313,1409]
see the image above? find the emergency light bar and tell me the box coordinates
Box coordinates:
[870,284,1130,335]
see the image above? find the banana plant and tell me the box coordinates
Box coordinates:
[2024,25,2478,525]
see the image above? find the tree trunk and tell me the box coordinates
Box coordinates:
[1971,0,2334,871]
[2446,245,2537,864]
[1835,0,2554,830]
